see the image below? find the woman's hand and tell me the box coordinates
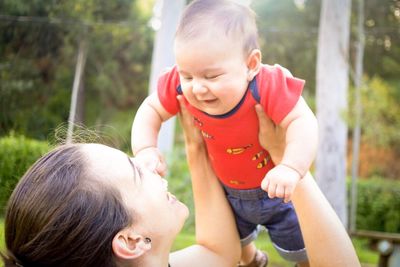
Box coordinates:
[255,104,285,164]
[171,96,241,267]
[177,95,205,150]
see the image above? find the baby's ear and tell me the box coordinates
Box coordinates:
[246,49,262,81]
[112,228,152,260]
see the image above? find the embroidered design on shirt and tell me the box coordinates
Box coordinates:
[252,152,270,169]
[201,130,214,139]
[226,144,253,155]
[193,117,203,127]
[229,180,245,185]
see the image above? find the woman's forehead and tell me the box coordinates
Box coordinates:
[82,144,135,181]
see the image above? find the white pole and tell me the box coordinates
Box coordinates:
[148,0,186,154]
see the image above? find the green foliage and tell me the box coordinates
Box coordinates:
[81,107,137,152]
[0,134,51,214]
[348,76,400,151]
[363,0,400,81]
[252,0,321,98]
[0,0,154,149]
[360,77,400,149]
[352,177,400,233]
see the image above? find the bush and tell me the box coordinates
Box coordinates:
[352,177,400,233]
[0,134,51,214]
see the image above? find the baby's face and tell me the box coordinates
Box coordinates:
[174,34,251,116]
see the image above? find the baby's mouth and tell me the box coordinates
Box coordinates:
[203,99,217,104]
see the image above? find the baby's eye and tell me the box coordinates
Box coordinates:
[205,74,222,80]
[182,76,192,81]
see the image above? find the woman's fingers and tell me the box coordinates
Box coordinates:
[177,95,204,145]
[255,104,275,134]
[255,104,285,164]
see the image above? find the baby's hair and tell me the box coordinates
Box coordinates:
[175,0,259,55]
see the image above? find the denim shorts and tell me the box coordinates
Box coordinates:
[223,185,308,262]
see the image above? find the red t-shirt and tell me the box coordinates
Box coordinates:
[158,64,304,189]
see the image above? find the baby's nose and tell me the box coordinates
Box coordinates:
[192,80,207,94]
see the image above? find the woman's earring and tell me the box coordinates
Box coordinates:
[144,237,152,244]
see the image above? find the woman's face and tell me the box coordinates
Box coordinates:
[82,144,189,240]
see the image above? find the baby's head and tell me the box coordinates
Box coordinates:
[175,0,259,57]
[174,0,261,116]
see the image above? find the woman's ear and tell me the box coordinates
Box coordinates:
[246,49,261,81]
[112,228,152,260]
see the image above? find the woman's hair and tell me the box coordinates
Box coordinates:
[1,144,133,267]
[175,0,259,55]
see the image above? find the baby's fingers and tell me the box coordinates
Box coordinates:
[261,177,270,192]
[275,184,285,199]
[267,182,277,199]
[156,160,168,177]
[255,104,275,134]
[283,185,294,203]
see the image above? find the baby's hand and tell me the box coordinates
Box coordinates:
[261,164,301,203]
[135,147,167,177]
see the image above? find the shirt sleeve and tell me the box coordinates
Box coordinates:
[257,64,305,124]
[157,66,181,115]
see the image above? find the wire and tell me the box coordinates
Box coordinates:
[0,14,141,28]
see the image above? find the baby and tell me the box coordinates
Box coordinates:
[132,1,317,266]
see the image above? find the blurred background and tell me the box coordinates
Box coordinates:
[0,0,399,266]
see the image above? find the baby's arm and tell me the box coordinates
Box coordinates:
[279,96,318,176]
[131,92,173,176]
[261,97,318,202]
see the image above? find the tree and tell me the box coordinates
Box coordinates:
[350,0,365,233]
[315,0,352,226]
[0,0,154,148]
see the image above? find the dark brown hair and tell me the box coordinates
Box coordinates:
[1,144,132,267]
[175,0,259,55]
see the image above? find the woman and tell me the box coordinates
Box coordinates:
[1,97,359,267]
[2,134,240,265]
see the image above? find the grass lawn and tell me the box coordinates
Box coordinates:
[0,219,378,267]
[173,229,379,267]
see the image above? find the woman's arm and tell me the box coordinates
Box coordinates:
[169,96,241,267]
[255,104,360,267]
[292,173,361,267]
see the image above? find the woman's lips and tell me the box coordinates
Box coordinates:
[167,192,177,203]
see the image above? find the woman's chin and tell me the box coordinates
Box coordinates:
[175,203,190,231]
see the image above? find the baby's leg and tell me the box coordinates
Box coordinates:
[265,201,308,265]
[240,242,256,265]
[296,261,310,267]
[221,186,269,267]
[239,242,268,267]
